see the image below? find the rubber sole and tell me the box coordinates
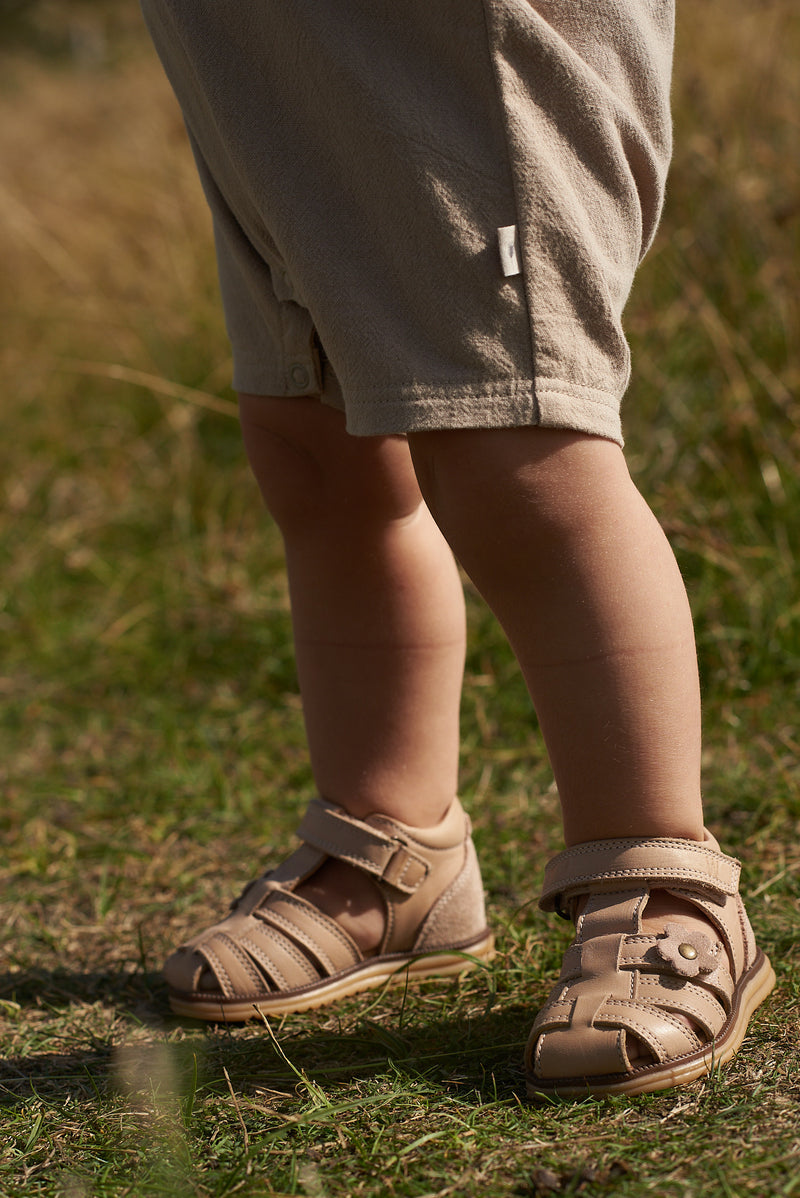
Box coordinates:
[526,950,776,1100]
[168,931,496,1022]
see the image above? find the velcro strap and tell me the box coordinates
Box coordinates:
[539,834,740,914]
[298,799,429,894]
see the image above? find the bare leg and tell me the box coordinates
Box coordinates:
[408,426,704,846]
[238,394,466,948]
[408,425,718,1037]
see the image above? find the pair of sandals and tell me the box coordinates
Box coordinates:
[165,797,775,1098]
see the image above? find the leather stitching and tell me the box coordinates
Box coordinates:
[249,921,322,982]
[259,892,362,957]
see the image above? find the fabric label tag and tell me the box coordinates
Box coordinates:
[498,224,522,277]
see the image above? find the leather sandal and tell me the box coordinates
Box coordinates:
[525,831,775,1098]
[165,796,494,1020]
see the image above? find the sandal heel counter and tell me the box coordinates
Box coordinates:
[413,837,488,951]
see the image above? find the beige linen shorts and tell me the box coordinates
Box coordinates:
[141,0,674,443]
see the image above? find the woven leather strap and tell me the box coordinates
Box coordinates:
[297,799,430,894]
[539,834,740,914]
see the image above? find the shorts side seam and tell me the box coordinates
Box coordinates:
[478,0,538,419]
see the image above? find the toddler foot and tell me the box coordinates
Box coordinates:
[526,832,775,1097]
[164,796,494,1020]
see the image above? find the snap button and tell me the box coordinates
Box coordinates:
[678,943,698,961]
[289,363,311,390]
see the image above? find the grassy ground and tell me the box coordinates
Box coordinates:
[1,1,799,1195]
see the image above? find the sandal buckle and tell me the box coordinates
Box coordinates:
[381,838,430,893]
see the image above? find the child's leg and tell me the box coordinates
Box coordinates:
[409,426,715,957]
[408,425,703,848]
[409,424,774,1090]
[165,394,494,1016]
[237,393,466,950]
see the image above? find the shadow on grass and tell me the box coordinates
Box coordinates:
[0,966,533,1108]
[0,965,166,1017]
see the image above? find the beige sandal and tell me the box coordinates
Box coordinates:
[526,832,775,1098]
[165,796,494,1020]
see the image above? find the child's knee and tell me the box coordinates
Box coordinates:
[408,425,628,539]
[238,392,423,535]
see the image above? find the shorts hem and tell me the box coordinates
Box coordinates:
[345,377,623,445]
[229,372,624,447]
[535,378,624,447]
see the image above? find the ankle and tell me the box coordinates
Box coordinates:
[328,793,458,830]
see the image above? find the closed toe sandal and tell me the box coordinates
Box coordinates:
[165,796,494,1020]
[525,831,775,1098]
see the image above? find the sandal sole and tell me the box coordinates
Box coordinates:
[526,949,776,1100]
[168,931,495,1021]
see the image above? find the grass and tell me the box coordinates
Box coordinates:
[1,0,799,1194]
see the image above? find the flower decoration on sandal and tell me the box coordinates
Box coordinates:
[656,922,720,978]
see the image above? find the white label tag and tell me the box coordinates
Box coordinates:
[498,224,521,277]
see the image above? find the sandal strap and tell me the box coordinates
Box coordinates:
[539,833,740,914]
[531,994,704,1068]
[255,892,364,976]
[557,936,735,1006]
[296,799,431,894]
